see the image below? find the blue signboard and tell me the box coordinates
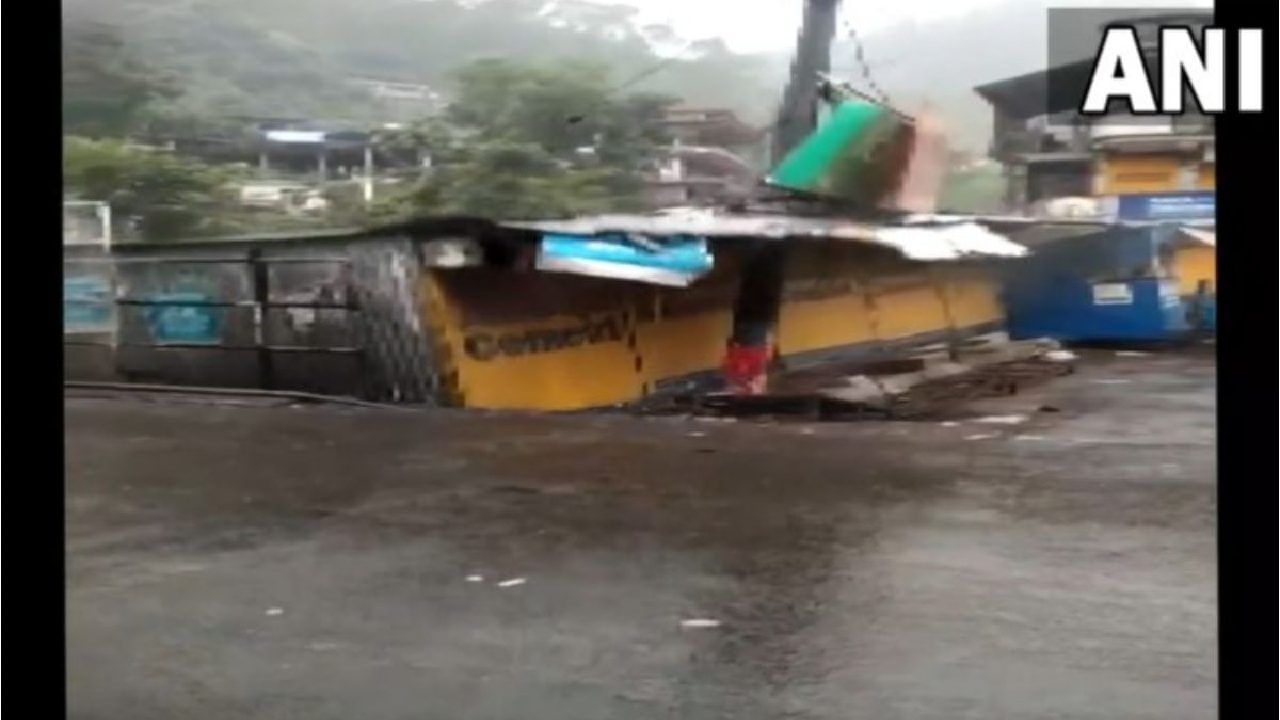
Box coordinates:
[145,292,223,344]
[64,275,115,332]
[1116,192,1215,221]
[536,233,714,287]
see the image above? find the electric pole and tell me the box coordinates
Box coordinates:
[722,0,844,395]
[771,0,841,164]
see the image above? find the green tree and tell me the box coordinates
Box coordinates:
[62,22,178,137]
[372,140,624,220]
[63,0,784,132]
[63,136,241,240]
[447,59,673,160]
[376,59,674,220]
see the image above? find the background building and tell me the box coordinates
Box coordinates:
[974,12,1214,217]
[643,106,767,208]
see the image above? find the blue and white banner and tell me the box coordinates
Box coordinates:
[64,275,115,333]
[145,292,223,344]
[536,233,714,287]
[1115,192,1215,222]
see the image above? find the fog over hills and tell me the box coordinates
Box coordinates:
[64,0,1183,151]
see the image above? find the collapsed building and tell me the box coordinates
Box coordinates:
[63,208,1023,410]
[64,3,1215,408]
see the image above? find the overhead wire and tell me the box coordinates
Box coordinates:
[565,38,705,125]
[839,15,892,106]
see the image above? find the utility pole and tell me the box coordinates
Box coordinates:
[723,0,842,396]
[771,0,841,164]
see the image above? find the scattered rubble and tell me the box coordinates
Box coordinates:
[631,335,1080,423]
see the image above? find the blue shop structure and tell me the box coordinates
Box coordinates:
[999,215,1214,343]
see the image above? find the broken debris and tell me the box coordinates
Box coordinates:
[637,354,1072,423]
[972,414,1029,425]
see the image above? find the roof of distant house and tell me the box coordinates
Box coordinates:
[974,58,1097,120]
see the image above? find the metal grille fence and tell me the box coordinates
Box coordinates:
[63,237,442,403]
[64,200,112,249]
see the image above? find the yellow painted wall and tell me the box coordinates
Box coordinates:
[1197,163,1215,190]
[777,283,878,356]
[422,247,1006,410]
[941,274,1005,329]
[1173,245,1216,296]
[633,258,742,390]
[777,253,1004,357]
[423,272,643,410]
[1097,154,1216,194]
[444,315,642,410]
[636,305,734,389]
[871,281,952,340]
[1097,154,1182,194]
[777,247,882,355]
[423,260,740,410]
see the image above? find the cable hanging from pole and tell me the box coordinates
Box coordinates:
[835,16,903,113]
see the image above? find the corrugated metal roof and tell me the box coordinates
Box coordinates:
[503,209,1028,261]
[974,59,1096,120]
[999,224,1108,249]
[1176,228,1215,247]
[990,218,1218,251]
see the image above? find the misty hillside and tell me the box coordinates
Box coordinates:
[63,0,786,127]
[63,0,1079,151]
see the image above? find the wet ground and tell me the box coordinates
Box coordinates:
[66,349,1217,720]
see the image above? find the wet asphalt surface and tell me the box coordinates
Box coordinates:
[65,349,1216,720]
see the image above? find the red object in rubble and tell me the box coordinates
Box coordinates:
[722,343,772,395]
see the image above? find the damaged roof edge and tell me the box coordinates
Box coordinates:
[503,211,1028,261]
[1175,228,1215,247]
[96,210,1035,262]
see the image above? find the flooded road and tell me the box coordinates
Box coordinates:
[65,350,1216,719]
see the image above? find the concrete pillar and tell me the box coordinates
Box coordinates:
[363,145,374,204]
[317,151,327,183]
[725,244,786,394]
